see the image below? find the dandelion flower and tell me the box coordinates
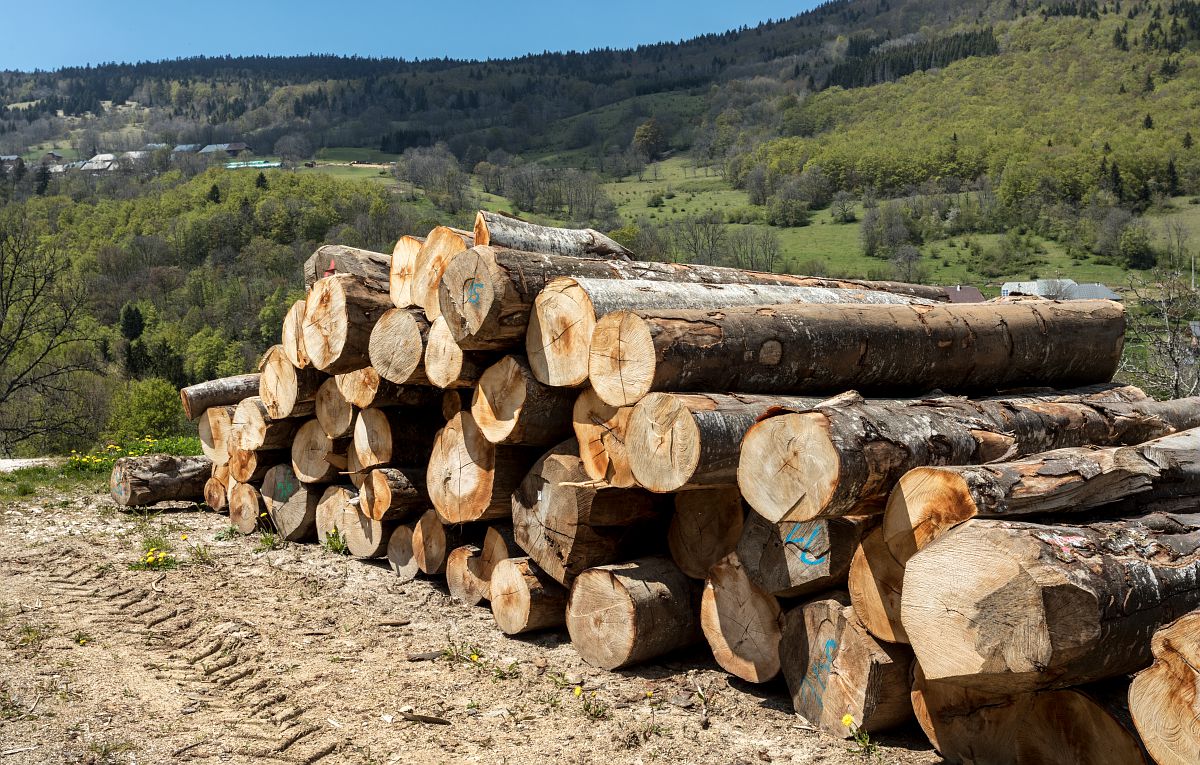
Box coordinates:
[573,686,582,697]
[181,534,188,541]
[469,654,479,662]
[645,691,653,698]
[841,714,854,728]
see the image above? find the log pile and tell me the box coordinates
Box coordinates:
[114,209,1200,760]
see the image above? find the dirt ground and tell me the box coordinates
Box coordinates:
[0,482,941,764]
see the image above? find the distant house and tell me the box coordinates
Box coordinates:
[0,155,20,169]
[172,144,202,154]
[80,153,119,172]
[199,142,252,157]
[1000,279,1122,301]
[944,285,985,303]
[41,151,64,164]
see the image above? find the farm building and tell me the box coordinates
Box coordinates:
[1000,278,1121,301]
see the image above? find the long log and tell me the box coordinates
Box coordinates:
[198,405,236,465]
[351,407,438,471]
[473,210,633,261]
[335,366,439,410]
[427,411,542,524]
[291,419,348,484]
[314,377,356,438]
[233,396,301,451]
[738,512,874,599]
[110,455,211,507]
[204,463,230,511]
[589,300,1126,407]
[368,308,431,385]
[363,467,427,521]
[423,315,495,389]
[903,514,1200,694]
[738,386,1200,523]
[446,526,514,606]
[847,526,909,644]
[471,355,575,446]
[180,374,261,420]
[386,524,420,583]
[389,234,425,308]
[566,556,702,670]
[528,277,933,388]
[627,392,821,493]
[315,485,392,558]
[303,273,393,374]
[490,556,569,635]
[1129,611,1200,765]
[572,388,636,488]
[668,488,744,579]
[229,482,267,534]
[412,226,473,322]
[779,594,913,736]
[280,299,310,369]
[700,552,784,683]
[259,345,322,419]
[302,244,390,291]
[260,464,319,542]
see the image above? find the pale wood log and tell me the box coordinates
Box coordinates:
[198,405,236,465]
[668,488,744,580]
[847,526,910,644]
[180,374,261,420]
[350,406,438,470]
[335,366,439,409]
[627,392,821,492]
[738,386,1200,523]
[280,299,310,369]
[227,444,287,484]
[412,508,467,575]
[259,345,322,419]
[233,396,301,451]
[344,445,367,489]
[423,315,494,389]
[389,234,425,308]
[589,300,1126,407]
[110,455,211,507]
[446,526,515,606]
[566,556,702,670]
[572,388,636,488]
[363,467,427,521]
[315,485,393,558]
[441,389,470,421]
[700,552,783,683]
[368,308,431,385]
[473,210,633,261]
[303,273,393,374]
[739,511,873,598]
[386,524,420,583]
[261,463,318,542]
[490,556,569,635]
[204,463,230,512]
[314,377,356,438]
[427,411,542,524]
[291,419,349,484]
[1129,610,1200,765]
[903,514,1200,694]
[303,243,391,291]
[471,355,575,446]
[412,226,473,321]
[229,482,267,534]
[529,277,934,387]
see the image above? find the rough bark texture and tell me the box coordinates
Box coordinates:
[738,512,874,599]
[1129,611,1200,765]
[566,556,702,670]
[198,405,237,465]
[386,524,420,583]
[700,553,784,683]
[351,406,438,471]
[303,243,391,291]
[489,556,569,635]
[446,526,514,606]
[259,345,323,419]
[474,210,633,261]
[423,315,496,389]
[303,273,394,374]
[363,467,427,521]
[315,485,392,559]
[668,488,745,580]
[180,374,261,420]
[280,299,310,369]
[233,396,301,452]
[589,301,1126,407]
[412,226,473,321]
[110,455,211,507]
[291,419,348,484]
[471,355,575,446]
[389,234,425,308]
[427,411,542,524]
[847,526,910,644]
[368,308,431,386]
[572,388,636,488]
[260,464,318,542]
[314,377,356,438]
[903,514,1200,694]
[229,482,266,534]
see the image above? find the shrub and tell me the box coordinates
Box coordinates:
[104,377,189,445]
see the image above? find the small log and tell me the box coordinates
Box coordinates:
[110,455,211,507]
[180,373,261,420]
[490,556,569,635]
[424,315,494,389]
[389,234,425,308]
[227,444,287,484]
[280,299,310,369]
[229,482,267,534]
[903,514,1200,694]
[738,512,873,598]
[291,419,349,484]
[572,388,636,488]
[412,226,473,321]
[302,243,390,291]
[566,556,702,670]
[427,411,542,524]
[1129,611,1200,765]
[315,485,393,558]
[368,308,431,385]
[667,488,744,580]
[303,273,393,374]
[335,366,439,410]
[198,405,236,465]
[386,524,420,583]
[471,355,575,446]
[233,396,301,451]
[446,526,514,606]
[314,377,356,438]
[344,442,367,488]
[700,553,783,683]
[779,594,913,736]
[846,526,909,644]
[441,389,470,421]
[259,345,322,419]
[260,464,318,542]
[364,467,427,521]
[351,406,438,471]
[204,462,230,512]
[473,210,632,260]
[412,508,466,575]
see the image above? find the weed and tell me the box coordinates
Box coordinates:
[323,527,349,555]
[255,531,283,552]
[0,685,22,719]
[129,537,177,570]
[214,525,241,541]
[15,481,34,497]
[72,631,90,646]
[188,543,215,566]
[843,715,879,760]
[491,660,520,681]
[546,671,574,688]
[441,637,483,666]
[87,740,134,765]
[15,623,47,649]
[581,692,610,721]
[618,719,665,749]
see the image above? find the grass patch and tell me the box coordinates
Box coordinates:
[322,528,349,556]
[254,531,283,553]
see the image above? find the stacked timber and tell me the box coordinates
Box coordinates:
[110,208,1200,759]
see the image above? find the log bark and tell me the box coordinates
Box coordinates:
[471,355,575,446]
[1129,611,1200,765]
[668,488,744,580]
[412,226,473,321]
[303,243,390,291]
[427,411,542,524]
[511,441,665,585]
[363,467,427,521]
[423,315,494,389]
[386,524,420,583]
[572,388,636,488]
[627,392,821,492]
[368,308,431,385]
[233,396,301,451]
[303,273,394,374]
[110,455,211,507]
[291,419,349,484]
[473,210,633,261]
[180,374,261,420]
[903,514,1200,694]
[228,482,267,534]
[389,234,425,308]
[589,300,1126,407]
[490,556,569,635]
[847,526,909,644]
[528,277,934,388]
[738,386,1200,523]
[566,556,702,670]
[259,345,322,419]
[198,405,236,465]
[738,511,873,599]
[314,377,356,438]
[446,526,514,606]
[779,594,913,736]
[260,464,318,542]
[227,444,287,484]
[204,463,230,512]
[350,406,438,470]
[700,552,784,683]
[315,485,393,558]
[335,366,439,410]
[280,299,310,369]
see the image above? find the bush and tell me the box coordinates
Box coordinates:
[767,197,811,228]
[104,377,190,445]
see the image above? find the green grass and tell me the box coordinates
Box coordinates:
[297,164,397,185]
[315,147,400,163]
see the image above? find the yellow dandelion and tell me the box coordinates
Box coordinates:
[181,534,188,541]
[573,686,582,697]
[841,714,854,728]
[645,691,653,698]
[469,654,479,662]
[79,639,86,645]
[260,512,267,517]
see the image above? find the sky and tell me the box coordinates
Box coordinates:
[1,0,822,71]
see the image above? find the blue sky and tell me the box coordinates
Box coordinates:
[2,1,821,71]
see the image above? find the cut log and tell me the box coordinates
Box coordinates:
[427,411,541,524]
[528,277,933,387]
[441,389,470,421]
[913,668,1147,765]
[351,407,438,470]
[204,463,230,512]
[315,485,392,558]
[738,512,873,599]
[259,345,322,419]
[344,445,366,489]
[566,556,702,670]
[779,594,913,736]
[389,234,425,308]
[473,210,633,261]
[110,455,211,507]
[572,388,636,488]
[903,514,1200,694]
[471,355,575,446]
[180,374,261,420]
[198,405,236,465]
[232,396,301,452]
[847,526,909,644]
[423,315,493,389]
[227,444,287,484]
[368,308,431,385]
[589,300,1125,407]
[386,524,420,583]
[314,377,356,438]
[700,553,783,683]
[1129,611,1200,765]
[668,488,744,580]
[490,556,569,635]
[291,419,348,484]
[302,243,391,291]
[412,508,464,575]
[627,393,820,492]
[280,299,310,369]
[260,464,319,542]
[738,386,1200,523]
[229,482,266,534]
[511,441,664,585]
[363,467,427,521]
[446,526,515,606]
[303,273,393,374]
[412,226,473,321]
[335,366,439,410]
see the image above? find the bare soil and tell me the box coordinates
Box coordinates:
[0,482,941,764]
